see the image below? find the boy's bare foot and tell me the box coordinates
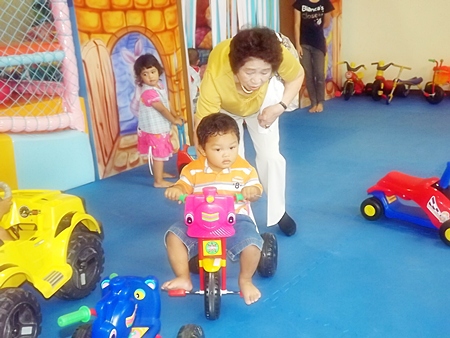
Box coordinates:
[161,277,193,292]
[239,278,261,305]
[154,180,174,188]
[163,172,176,178]
[316,103,324,112]
[308,105,317,113]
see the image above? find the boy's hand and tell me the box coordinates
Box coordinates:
[165,185,184,202]
[241,186,262,202]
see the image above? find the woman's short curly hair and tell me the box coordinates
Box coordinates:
[133,53,164,86]
[229,27,282,74]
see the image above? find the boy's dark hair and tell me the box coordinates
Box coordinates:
[197,113,240,148]
[133,54,164,86]
[188,48,199,66]
[229,27,282,74]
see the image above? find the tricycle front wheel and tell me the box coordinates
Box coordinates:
[204,271,221,320]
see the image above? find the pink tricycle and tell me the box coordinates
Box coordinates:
[168,187,277,320]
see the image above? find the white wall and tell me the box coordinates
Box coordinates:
[341,0,450,84]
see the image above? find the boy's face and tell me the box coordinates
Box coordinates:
[199,132,239,172]
[140,67,159,86]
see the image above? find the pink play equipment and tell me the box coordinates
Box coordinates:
[0,0,85,133]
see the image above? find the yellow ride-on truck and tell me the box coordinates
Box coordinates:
[0,182,104,338]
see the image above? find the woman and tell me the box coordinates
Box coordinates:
[294,0,334,113]
[195,27,304,236]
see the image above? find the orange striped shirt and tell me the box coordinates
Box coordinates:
[177,155,263,216]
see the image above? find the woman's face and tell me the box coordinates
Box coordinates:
[235,57,272,92]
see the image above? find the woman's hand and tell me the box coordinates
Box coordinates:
[258,103,285,128]
[241,186,262,202]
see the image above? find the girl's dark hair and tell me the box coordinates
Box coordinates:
[133,54,164,86]
[197,113,240,148]
[229,27,282,74]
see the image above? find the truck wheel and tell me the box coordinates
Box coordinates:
[204,271,220,320]
[72,324,92,338]
[439,220,450,246]
[57,227,104,300]
[177,324,205,338]
[257,233,278,277]
[0,288,42,338]
[360,197,384,221]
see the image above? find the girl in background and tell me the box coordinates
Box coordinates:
[134,54,183,188]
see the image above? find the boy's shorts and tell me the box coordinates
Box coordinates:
[165,215,263,262]
[137,129,173,161]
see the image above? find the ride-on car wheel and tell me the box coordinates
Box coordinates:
[424,83,445,104]
[177,324,205,338]
[72,323,92,338]
[56,226,104,300]
[439,220,450,246]
[204,271,221,320]
[360,197,384,221]
[257,233,278,277]
[0,288,42,338]
[371,80,383,101]
[344,81,354,101]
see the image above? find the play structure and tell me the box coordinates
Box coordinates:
[0,0,95,191]
[361,162,450,246]
[0,182,104,338]
[167,187,278,320]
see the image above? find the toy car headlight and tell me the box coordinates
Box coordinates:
[227,213,235,224]
[185,213,194,225]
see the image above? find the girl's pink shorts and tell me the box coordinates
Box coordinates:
[137,129,173,161]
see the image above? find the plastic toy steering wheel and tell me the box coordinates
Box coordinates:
[0,182,11,200]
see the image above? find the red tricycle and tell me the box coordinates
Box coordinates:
[167,187,278,320]
[334,61,367,100]
[361,162,450,246]
[368,61,423,104]
[423,58,450,104]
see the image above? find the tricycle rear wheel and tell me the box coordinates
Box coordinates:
[424,83,445,104]
[371,80,383,101]
[204,271,221,320]
[360,197,384,221]
[257,233,278,277]
[0,288,42,338]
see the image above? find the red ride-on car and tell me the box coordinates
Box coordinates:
[360,162,450,245]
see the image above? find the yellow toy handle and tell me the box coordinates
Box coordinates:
[0,182,11,200]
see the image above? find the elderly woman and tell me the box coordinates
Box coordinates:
[195,27,304,236]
